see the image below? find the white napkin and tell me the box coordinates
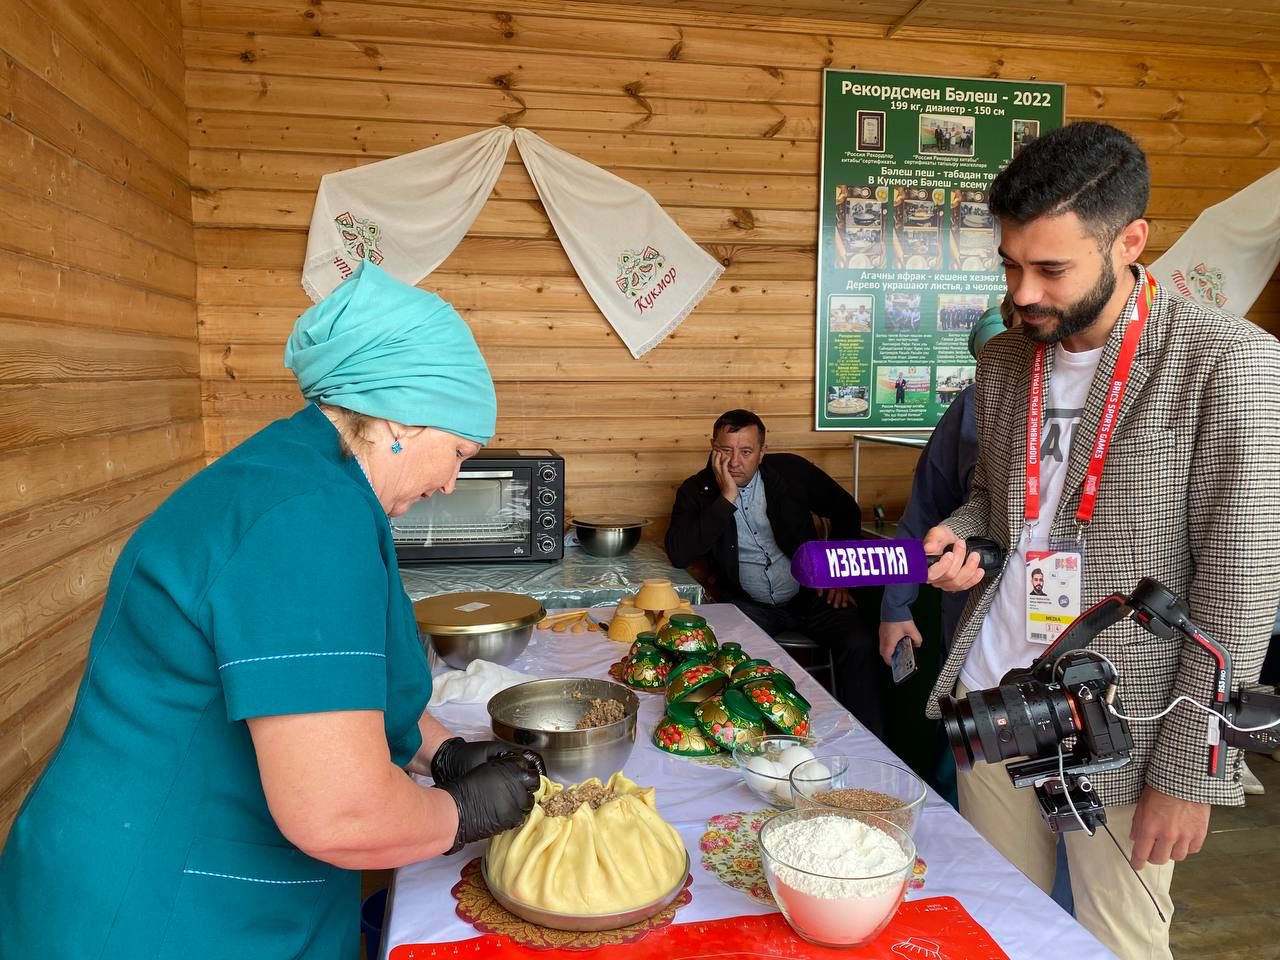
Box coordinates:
[1149,167,1280,318]
[427,659,535,707]
[301,126,514,302]
[514,128,724,358]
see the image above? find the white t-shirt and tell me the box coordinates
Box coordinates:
[960,343,1105,691]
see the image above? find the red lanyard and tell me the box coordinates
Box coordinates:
[1025,271,1157,527]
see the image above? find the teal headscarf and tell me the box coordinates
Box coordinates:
[285,261,496,443]
[968,307,1006,361]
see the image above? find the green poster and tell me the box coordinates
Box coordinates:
[815,70,1064,430]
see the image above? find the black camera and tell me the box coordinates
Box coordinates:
[940,578,1280,834]
[941,650,1134,832]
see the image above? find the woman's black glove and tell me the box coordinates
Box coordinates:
[430,737,546,785]
[438,753,541,853]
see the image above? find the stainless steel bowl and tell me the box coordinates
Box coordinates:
[571,515,648,558]
[414,591,544,670]
[481,852,689,931]
[488,678,639,784]
[428,625,534,670]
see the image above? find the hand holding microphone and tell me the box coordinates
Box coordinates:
[923,524,989,592]
[790,529,1002,592]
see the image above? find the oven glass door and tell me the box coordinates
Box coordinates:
[390,469,532,553]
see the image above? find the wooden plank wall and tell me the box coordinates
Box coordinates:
[182,0,1280,546]
[0,0,199,839]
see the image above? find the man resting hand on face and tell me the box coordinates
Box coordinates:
[664,409,887,738]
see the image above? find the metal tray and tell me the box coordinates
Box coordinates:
[480,852,690,932]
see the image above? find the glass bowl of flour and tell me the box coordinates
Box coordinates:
[758,807,914,948]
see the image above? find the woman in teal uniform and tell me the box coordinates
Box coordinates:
[0,262,543,958]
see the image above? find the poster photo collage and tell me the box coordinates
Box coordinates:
[817,71,1064,430]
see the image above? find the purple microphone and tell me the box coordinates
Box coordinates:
[791,538,1005,588]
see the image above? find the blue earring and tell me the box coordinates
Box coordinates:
[390,440,403,454]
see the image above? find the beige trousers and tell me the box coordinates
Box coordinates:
[955,684,1175,960]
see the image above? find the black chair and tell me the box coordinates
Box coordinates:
[773,630,837,699]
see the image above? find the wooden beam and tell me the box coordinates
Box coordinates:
[886,0,933,38]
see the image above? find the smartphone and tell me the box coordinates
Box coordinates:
[891,637,918,685]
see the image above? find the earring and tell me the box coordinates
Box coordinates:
[390,439,403,454]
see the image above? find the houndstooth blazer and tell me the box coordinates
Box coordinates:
[926,265,1280,808]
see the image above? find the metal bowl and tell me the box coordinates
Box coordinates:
[414,591,544,670]
[488,678,639,784]
[428,626,534,670]
[481,851,689,931]
[571,515,649,558]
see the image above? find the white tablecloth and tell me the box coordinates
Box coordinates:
[384,604,1114,959]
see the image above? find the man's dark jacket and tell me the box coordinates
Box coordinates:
[664,453,862,601]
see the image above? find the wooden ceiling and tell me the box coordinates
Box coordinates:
[604,0,1280,54]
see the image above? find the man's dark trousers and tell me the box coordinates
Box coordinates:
[730,589,887,740]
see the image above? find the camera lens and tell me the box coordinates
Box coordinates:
[939,681,1078,771]
[939,695,981,768]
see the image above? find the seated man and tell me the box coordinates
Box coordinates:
[664,409,886,737]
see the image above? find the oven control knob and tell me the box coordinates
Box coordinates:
[537,535,556,553]
[539,464,558,483]
[538,489,557,506]
[539,513,557,529]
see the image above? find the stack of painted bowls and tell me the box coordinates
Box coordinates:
[616,612,720,695]
[663,657,726,704]
[651,652,813,757]
[655,613,718,657]
[736,672,812,737]
[604,607,813,757]
[622,640,671,690]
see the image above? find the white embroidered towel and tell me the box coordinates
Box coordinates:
[301,126,514,302]
[1149,167,1280,318]
[514,128,724,358]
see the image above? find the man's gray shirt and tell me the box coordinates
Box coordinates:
[733,472,800,605]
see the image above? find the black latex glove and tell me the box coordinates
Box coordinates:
[430,737,546,785]
[438,753,541,853]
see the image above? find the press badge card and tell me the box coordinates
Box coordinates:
[1025,549,1082,645]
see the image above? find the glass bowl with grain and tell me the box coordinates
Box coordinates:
[788,756,927,837]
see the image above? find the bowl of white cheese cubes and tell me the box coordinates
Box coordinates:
[731,734,824,808]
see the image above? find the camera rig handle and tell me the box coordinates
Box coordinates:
[1025,577,1234,779]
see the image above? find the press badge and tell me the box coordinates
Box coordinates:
[1025,546,1083,646]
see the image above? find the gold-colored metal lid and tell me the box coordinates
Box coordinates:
[413,591,546,635]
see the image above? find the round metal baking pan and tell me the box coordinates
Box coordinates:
[480,851,690,932]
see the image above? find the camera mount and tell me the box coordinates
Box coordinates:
[941,577,1280,833]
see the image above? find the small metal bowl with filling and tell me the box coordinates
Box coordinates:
[487,678,639,783]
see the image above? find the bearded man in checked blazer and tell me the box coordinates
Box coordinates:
[923,122,1280,960]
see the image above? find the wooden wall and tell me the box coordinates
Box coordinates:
[182,0,1280,542]
[0,0,199,838]
[0,0,1273,848]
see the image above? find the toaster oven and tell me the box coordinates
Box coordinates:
[389,449,565,563]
